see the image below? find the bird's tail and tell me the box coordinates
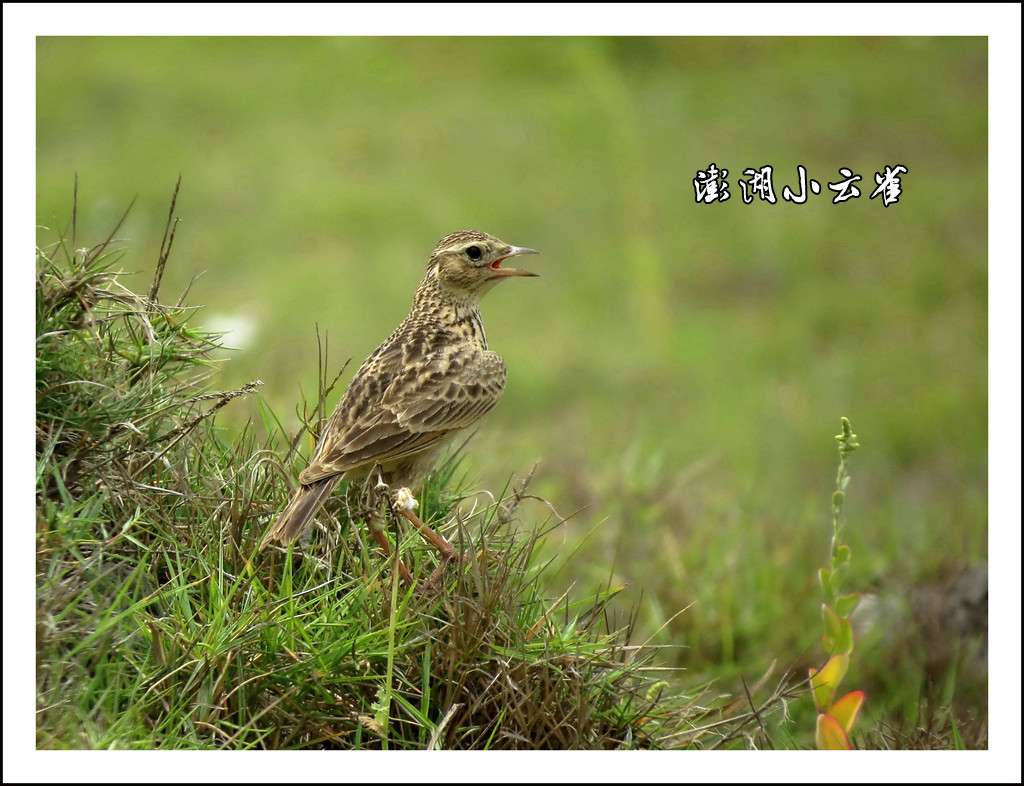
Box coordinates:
[262,475,343,548]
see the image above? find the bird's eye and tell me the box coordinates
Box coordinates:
[465,245,483,260]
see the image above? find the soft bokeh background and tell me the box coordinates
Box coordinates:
[36,36,989,733]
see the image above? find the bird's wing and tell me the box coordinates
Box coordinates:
[298,345,507,484]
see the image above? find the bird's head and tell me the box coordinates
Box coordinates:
[426,230,539,301]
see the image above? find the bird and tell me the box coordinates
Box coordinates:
[262,230,539,585]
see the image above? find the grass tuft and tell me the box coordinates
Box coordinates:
[36,186,740,749]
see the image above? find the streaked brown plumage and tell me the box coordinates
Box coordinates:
[263,231,538,582]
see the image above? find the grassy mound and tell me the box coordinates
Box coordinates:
[35,187,733,750]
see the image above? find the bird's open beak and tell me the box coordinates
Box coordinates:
[489,245,540,278]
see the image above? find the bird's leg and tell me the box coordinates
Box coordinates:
[392,487,460,584]
[364,508,416,587]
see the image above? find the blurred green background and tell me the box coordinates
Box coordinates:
[36,37,987,731]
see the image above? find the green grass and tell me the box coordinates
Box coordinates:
[40,205,800,749]
[34,36,989,749]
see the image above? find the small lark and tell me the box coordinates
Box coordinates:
[263,231,539,584]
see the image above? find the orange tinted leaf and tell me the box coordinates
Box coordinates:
[810,654,848,711]
[830,691,865,734]
[816,712,851,750]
